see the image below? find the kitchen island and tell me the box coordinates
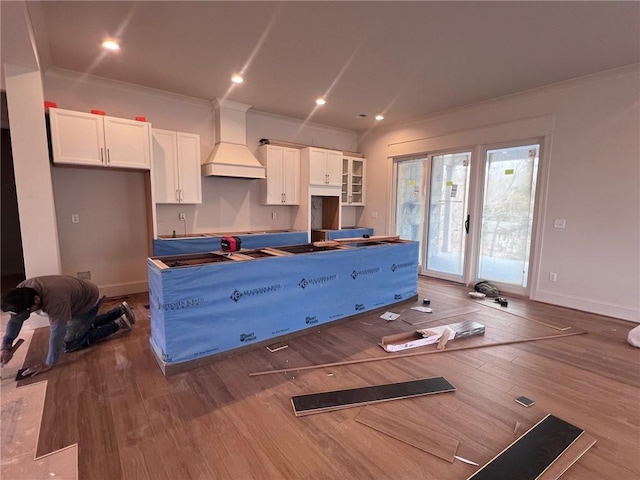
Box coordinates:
[147,238,418,375]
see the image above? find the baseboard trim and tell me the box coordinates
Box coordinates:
[535,289,639,323]
[99,281,148,298]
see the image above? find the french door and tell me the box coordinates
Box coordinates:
[424,152,471,280]
[394,142,541,295]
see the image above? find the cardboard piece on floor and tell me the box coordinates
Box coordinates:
[355,406,459,462]
[291,376,456,416]
[538,432,596,480]
[380,320,485,352]
[380,311,400,321]
[467,414,584,480]
[404,306,480,326]
[266,342,288,353]
[411,306,433,313]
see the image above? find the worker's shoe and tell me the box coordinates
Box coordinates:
[115,315,132,332]
[121,301,136,327]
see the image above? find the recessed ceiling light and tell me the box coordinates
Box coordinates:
[101,40,120,52]
[315,98,326,106]
[375,115,384,121]
[231,74,244,84]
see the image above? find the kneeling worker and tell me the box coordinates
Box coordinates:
[0,275,136,377]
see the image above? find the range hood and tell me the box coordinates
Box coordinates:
[202,98,266,179]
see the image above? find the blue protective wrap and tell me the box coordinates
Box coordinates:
[153,231,309,256]
[148,240,418,366]
[325,228,374,240]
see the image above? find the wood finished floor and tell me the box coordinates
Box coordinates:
[16,277,640,480]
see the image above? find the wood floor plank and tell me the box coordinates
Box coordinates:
[467,414,584,480]
[292,377,456,416]
[403,306,481,325]
[538,433,596,480]
[355,405,460,462]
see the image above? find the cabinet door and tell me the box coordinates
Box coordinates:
[263,146,285,204]
[349,158,365,205]
[341,157,349,203]
[176,132,202,204]
[309,149,328,185]
[103,116,151,169]
[282,147,300,204]
[325,150,343,187]
[152,129,180,203]
[49,108,105,166]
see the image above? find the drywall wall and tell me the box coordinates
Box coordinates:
[42,70,358,292]
[359,64,640,322]
[50,167,149,296]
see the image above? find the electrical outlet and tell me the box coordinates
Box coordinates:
[371,211,379,219]
[71,214,80,224]
[179,213,186,221]
[549,272,557,282]
[77,271,91,280]
[553,219,566,229]
[272,211,277,220]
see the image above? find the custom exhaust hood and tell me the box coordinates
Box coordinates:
[201,98,266,179]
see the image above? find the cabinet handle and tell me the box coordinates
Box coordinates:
[180,190,184,201]
[176,189,180,202]
[100,148,104,164]
[106,148,111,165]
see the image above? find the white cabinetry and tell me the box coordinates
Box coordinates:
[48,107,151,169]
[152,129,202,204]
[258,145,300,205]
[306,147,342,187]
[342,156,365,206]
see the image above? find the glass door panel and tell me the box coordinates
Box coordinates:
[478,145,539,287]
[425,152,471,278]
[395,158,426,266]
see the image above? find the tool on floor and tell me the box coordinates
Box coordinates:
[495,297,508,307]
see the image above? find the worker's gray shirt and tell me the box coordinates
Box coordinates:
[2,276,99,365]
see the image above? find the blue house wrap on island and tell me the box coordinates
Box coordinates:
[147,240,418,370]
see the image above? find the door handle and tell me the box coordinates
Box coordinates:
[465,215,470,234]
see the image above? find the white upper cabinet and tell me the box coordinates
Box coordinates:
[49,107,151,169]
[306,147,342,187]
[152,129,202,204]
[258,145,300,205]
[342,156,366,206]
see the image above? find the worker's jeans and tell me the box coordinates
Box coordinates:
[63,297,124,352]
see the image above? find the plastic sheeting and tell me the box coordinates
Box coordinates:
[148,240,418,366]
[153,231,308,256]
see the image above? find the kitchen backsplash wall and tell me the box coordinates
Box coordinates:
[43,69,359,292]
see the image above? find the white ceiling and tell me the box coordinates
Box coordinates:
[26,1,640,133]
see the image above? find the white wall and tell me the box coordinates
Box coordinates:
[359,64,640,322]
[43,70,358,292]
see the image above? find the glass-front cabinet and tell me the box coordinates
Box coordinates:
[342,156,365,205]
